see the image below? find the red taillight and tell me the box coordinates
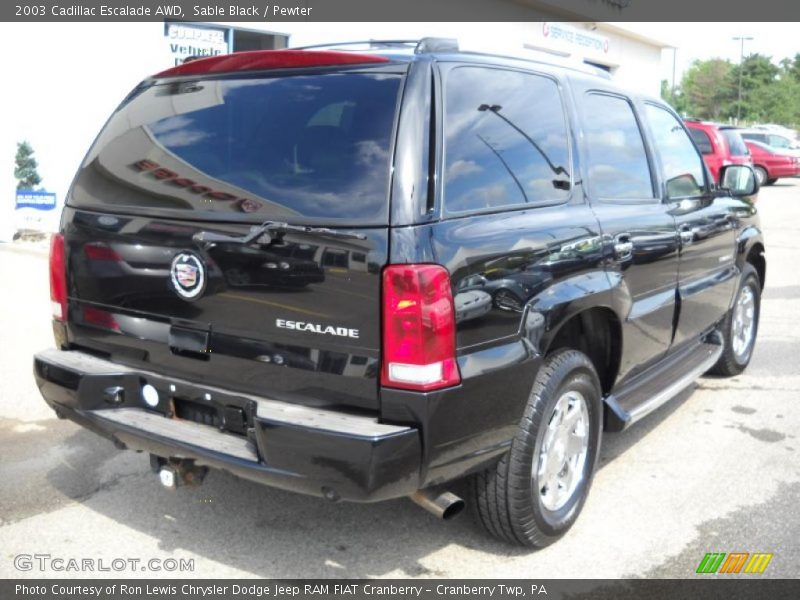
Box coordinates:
[82,306,120,332]
[381,264,460,392]
[49,234,67,321]
[155,50,389,78]
[84,242,122,262]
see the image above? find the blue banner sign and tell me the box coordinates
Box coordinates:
[15,190,56,210]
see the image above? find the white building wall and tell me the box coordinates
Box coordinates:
[597,30,664,99]
[0,23,169,238]
[0,21,664,236]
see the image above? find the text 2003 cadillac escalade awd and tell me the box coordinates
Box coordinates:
[34,39,765,547]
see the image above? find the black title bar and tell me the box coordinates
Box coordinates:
[3,0,800,22]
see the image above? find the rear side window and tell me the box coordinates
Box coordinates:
[645,104,706,199]
[688,128,713,155]
[582,93,653,200]
[70,72,403,224]
[768,134,792,149]
[443,67,571,214]
[740,132,766,144]
[721,130,749,157]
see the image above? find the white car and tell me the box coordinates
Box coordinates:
[739,128,800,158]
[453,290,492,323]
[752,124,799,140]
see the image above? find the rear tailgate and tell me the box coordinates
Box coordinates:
[62,65,405,411]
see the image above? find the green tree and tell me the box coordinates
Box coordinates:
[680,59,735,121]
[750,77,800,126]
[14,141,42,190]
[661,79,687,115]
[675,55,800,128]
[731,53,780,121]
[779,54,800,82]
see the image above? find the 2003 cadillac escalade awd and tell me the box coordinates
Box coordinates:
[34,38,765,547]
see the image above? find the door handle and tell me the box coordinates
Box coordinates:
[613,234,633,260]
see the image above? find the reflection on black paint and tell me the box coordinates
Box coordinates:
[444,67,572,213]
[207,243,325,289]
[70,72,402,223]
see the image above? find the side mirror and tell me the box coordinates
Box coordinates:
[719,164,759,200]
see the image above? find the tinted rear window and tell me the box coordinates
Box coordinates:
[70,72,402,224]
[582,93,654,199]
[688,128,713,154]
[721,130,748,156]
[442,66,571,214]
[739,131,768,146]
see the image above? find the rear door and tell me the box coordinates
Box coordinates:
[577,90,680,383]
[642,103,738,347]
[63,65,406,411]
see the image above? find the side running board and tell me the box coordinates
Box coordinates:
[604,340,723,432]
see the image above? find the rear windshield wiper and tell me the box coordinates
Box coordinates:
[192,221,367,245]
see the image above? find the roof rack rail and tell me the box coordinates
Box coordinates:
[293,38,460,54]
[292,37,458,54]
[294,40,419,51]
[291,37,608,78]
[414,37,459,54]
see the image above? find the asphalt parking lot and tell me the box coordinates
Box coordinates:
[0,181,798,579]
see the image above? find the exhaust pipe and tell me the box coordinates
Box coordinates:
[410,489,465,520]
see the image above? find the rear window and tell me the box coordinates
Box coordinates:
[688,128,713,155]
[70,72,403,224]
[442,66,571,214]
[721,130,748,157]
[582,93,654,200]
[739,131,767,145]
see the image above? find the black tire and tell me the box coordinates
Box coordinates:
[754,166,768,187]
[493,288,523,312]
[709,263,761,377]
[471,349,603,547]
[765,178,778,186]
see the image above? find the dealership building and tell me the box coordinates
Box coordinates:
[0,17,669,238]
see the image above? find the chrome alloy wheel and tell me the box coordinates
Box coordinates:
[732,284,757,360]
[536,390,590,511]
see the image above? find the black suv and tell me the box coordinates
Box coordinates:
[35,39,765,547]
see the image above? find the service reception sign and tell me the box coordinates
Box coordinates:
[14,190,59,232]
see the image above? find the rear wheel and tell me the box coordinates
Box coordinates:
[472,349,602,547]
[709,264,761,376]
[754,166,768,186]
[765,178,778,186]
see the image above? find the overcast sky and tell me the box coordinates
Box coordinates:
[622,23,800,86]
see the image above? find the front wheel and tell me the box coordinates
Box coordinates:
[709,264,761,376]
[472,349,602,547]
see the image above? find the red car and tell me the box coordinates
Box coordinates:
[684,120,752,184]
[744,139,800,186]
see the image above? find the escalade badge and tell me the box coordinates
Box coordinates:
[170,252,206,301]
[276,319,359,339]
